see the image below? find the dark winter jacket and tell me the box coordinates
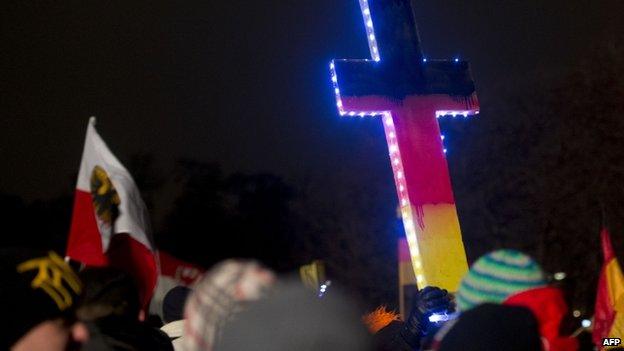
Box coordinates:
[81,315,174,351]
[373,321,418,351]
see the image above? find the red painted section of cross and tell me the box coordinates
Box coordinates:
[329,0,479,290]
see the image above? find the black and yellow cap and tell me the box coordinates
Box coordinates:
[0,248,82,348]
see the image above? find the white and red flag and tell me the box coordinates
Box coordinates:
[66,117,157,307]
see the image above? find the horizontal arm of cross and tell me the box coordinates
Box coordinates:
[332,59,477,100]
[331,59,479,115]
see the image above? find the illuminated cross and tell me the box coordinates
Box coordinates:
[330,0,479,290]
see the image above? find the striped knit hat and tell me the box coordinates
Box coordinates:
[456,250,547,311]
[181,259,276,351]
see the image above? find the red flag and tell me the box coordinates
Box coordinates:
[593,228,624,347]
[66,118,157,308]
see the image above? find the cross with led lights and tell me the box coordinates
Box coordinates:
[330,0,479,290]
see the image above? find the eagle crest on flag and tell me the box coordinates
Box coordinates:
[90,165,120,225]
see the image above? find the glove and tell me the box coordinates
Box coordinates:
[400,286,454,349]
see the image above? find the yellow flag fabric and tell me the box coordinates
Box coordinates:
[607,259,624,339]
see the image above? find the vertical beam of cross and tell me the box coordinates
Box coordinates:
[329,0,479,290]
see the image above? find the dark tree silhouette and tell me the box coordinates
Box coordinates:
[449,41,624,315]
[158,159,304,273]
[291,168,398,310]
[0,192,72,252]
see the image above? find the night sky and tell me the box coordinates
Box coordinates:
[2,0,623,202]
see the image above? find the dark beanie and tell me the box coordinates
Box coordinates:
[0,249,82,348]
[162,286,191,323]
[438,304,542,351]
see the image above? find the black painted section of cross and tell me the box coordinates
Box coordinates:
[334,0,476,99]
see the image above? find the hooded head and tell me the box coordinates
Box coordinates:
[456,249,547,311]
[163,286,192,323]
[217,279,372,351]
[437,303,542,351]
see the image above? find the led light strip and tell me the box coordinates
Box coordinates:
[359,0,381,62]
[435,111,479,153]
[435,110,480,118]
[329,60,386,117]
[382,112,427,287]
